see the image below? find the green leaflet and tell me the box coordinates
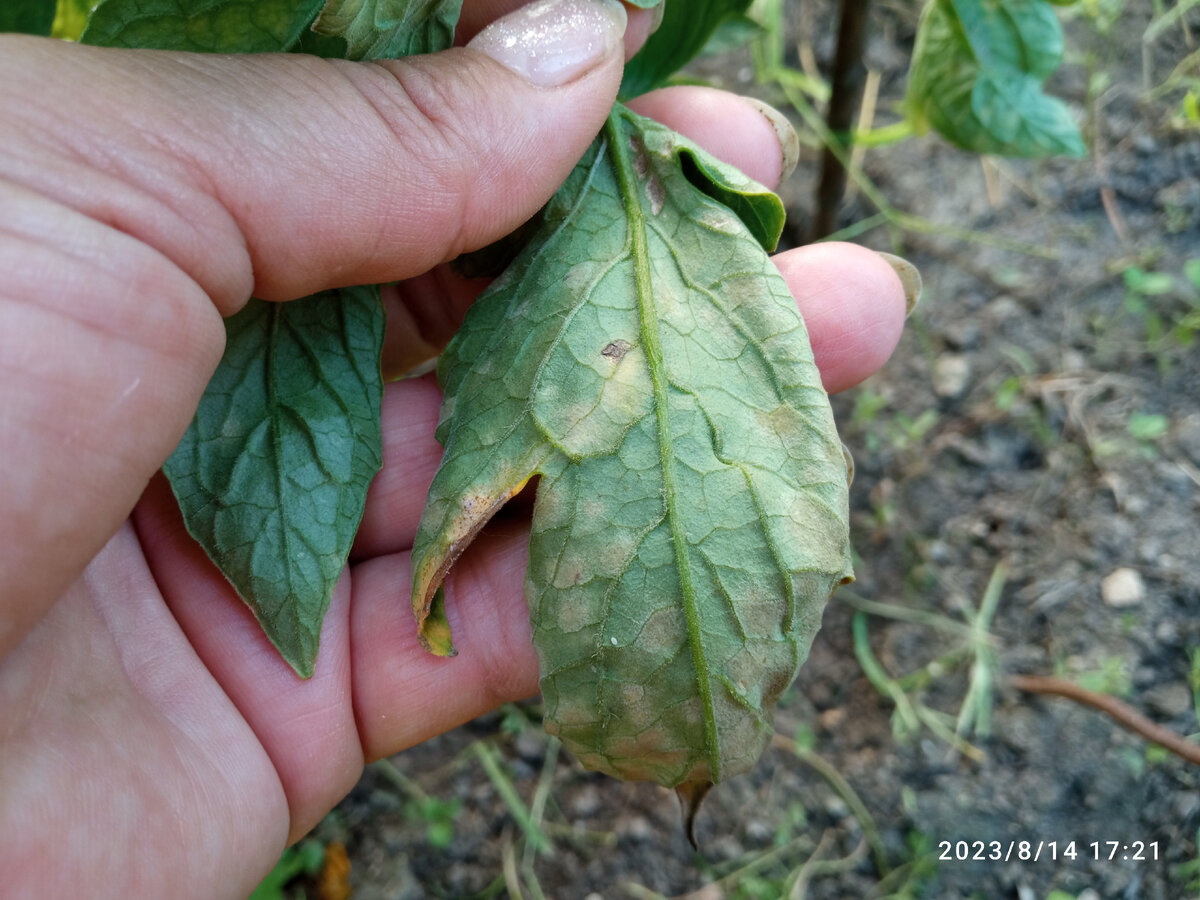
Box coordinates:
[620,0,752,99]
[905,0,1085,158]
[164,289,384,678]
[311,0,461,60]
[82,0,324,51]
[411,105,852,791]
[1,0,57,35]
[95,0,463,677]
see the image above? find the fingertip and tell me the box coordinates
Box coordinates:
[774,242,907,394]
[622,2,662,60]
[350,525,541,761]
[626,86,793,188]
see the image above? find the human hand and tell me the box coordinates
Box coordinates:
[0,1,908,895]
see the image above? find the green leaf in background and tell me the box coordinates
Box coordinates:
[310,0,461,60]
[621,0,753,99]
[905,0,1086,157]
[411,105,852,794]
[82,0,324,51]
[1,0,57,35]
[164,288,384,678]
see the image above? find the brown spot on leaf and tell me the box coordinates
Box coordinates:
[601,339,631,361]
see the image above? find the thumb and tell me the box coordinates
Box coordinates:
[6,0,630,309]
[0,0,627,654]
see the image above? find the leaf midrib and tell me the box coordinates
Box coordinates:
[605,111,722,782]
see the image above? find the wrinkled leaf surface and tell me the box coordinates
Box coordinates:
[905,0,1085,157]
[311,0,461,60]
[164,289,384,678]
[412,106,852,790]
[82,0,324,51]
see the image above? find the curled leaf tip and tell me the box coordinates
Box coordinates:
[416,587,457,657]
[675,780,714,849]
[412,476,534,655]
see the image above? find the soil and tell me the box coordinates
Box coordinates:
[307,3,1200,898]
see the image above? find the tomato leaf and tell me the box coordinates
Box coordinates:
[905,0,1085,157]
[621,0,752,99]
[411,105,852,790]
[164,288,384,678]
[310,0,461,60]
[1,0,57,35]
[82,0,324,51]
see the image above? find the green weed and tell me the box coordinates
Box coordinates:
[248,840,324,900]
[1110,260,1200,373]
[843,562,1008,760]
[372,757,463,849]
[1172,828,1200,891]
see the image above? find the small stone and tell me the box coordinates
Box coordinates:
[1061,349,1088,371]
[942,320,981,350]
[933,353,972,398]
[1143,682,1193,719]
[1177,413,1200,466]
[1155,620,1179,644]
[617,814,653,841]
[513,730,545,762]
[818,706,846,729]
[1101,568,1146,607]
[744,818,774,845]
[569,785,602,819]
[987,295,1023,324]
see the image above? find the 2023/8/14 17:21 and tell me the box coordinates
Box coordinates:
[938,840,1161,862]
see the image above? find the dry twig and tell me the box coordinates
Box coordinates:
[1010,673,1200,767]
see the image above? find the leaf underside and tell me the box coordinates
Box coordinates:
[164,289,384,678]
[905,0,1085,158]
[412,106,853,790]
[311,0,462,60]
[82,0,326,52]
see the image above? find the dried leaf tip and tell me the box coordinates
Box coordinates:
[675,780,714,849]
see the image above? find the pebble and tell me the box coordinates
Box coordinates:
[1101,568,1146,607]
[616,814,653,842]
[1155,620,1179,644]
[569,785,602,819]
[513,730,545,762]
[744,818,774,846]
[933,353,972,398]
[1143,681,1193,718]
[986,295,1023,324]
[1177,413,1200,466]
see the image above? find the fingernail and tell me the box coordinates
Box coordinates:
[744,98,800,184]
[467,0,627,88]
[649,2,666,33]
[877,252,923,316]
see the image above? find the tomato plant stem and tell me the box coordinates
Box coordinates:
[813,0,871,241]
